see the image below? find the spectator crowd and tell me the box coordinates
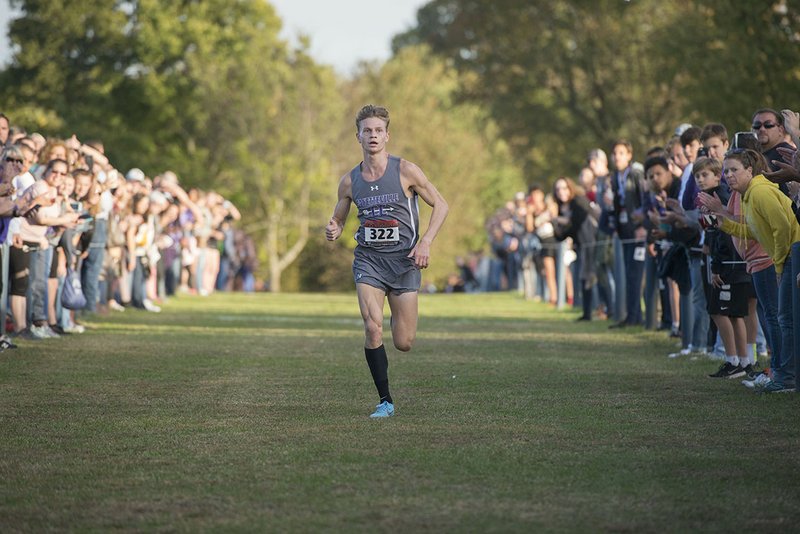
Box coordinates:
[453,107,800,394]
[5,105,800,395]
[0,112,258,347]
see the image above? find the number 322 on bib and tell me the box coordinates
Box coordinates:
[365,226,399,243]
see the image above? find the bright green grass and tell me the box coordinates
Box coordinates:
[1,292,799,531]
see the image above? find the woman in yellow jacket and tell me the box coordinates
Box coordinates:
[698,148,800,393]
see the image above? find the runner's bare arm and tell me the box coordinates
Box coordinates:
[401,160,449,268]
[326,173,353,241]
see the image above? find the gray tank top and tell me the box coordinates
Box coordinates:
[351,155,420,254]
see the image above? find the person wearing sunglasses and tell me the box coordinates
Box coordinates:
[752,108,793,173]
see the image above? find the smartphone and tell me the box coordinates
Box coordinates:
[78,213,93,220]
[733,131,758,150]
[697,147,708,158]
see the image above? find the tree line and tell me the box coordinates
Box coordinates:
[3,0,796,290]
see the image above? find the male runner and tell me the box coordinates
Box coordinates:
[325,105,449,418]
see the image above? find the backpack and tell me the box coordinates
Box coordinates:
[61,268,87,310]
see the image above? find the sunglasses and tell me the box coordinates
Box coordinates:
[4,157,23,165]
[751,122,779,130]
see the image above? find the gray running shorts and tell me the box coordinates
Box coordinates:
[353,248,421,295]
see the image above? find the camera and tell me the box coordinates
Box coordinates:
[733,131,758,151]
[697,147,708,158]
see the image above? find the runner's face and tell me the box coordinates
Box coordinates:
[357,117,389,154]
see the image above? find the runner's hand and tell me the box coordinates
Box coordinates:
[325,218,342,241]
[408,239,431,269]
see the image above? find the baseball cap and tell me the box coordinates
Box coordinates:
[149,190,168,205]
[125,168,145,182]
[674,123,693,136]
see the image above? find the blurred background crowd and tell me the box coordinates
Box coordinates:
[448,108,800,392]
[0,113,257,342]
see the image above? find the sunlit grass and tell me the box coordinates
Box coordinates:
[1,291,798,531]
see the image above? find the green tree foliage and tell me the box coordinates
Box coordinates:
[1,0,131,139]
[394,0,800,177]
[302,46,523,290]
[1,0,343,292]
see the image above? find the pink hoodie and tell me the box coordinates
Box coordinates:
[727,190,773,274]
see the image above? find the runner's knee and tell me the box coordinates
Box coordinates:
[364,319,383,345]
[393,334,415,352]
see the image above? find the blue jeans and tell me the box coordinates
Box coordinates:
[622,241,645,325]
[775,254,795,386]
[131,257,146,309]
[679,291,692,350]
[792,242,800,391]
[643,252,659,329]
[81,220,107,313]
[689,255,709,350]
[752,265,782,375]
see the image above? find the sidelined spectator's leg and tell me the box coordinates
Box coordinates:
[793,242,800,391]
[775,256,795,387]
[9,245,30,334]
[131,258,145,309]
[81,246,104,313]
[752,265,781,377]
[689,255,709,352]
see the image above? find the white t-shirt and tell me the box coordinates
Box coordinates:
[12,171,35,200]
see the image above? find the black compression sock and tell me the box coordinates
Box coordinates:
[365,344,392,404]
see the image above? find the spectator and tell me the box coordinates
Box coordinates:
[552,177,598,321]
[698,148,800,393]
[662,134,708,357]
[590,148,615,320]
[608,139,647,328]
[528,184,558,305]
[692,157,753,379]
[0,113,10,146]
[644,155,681,337]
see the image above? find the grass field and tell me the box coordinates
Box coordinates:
[1,291,799,532]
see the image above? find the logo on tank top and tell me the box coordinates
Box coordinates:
[370,185,379,191]
[354,193,400,209]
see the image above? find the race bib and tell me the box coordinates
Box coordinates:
[364,226,399,243]
[633,246,646,262]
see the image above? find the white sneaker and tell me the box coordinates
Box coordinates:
[29,324,53,340]
[668,347,693,359]
[143,299,161,313]
[108,300,125,312]
[742,373,771,389]
[63,324,85,334]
